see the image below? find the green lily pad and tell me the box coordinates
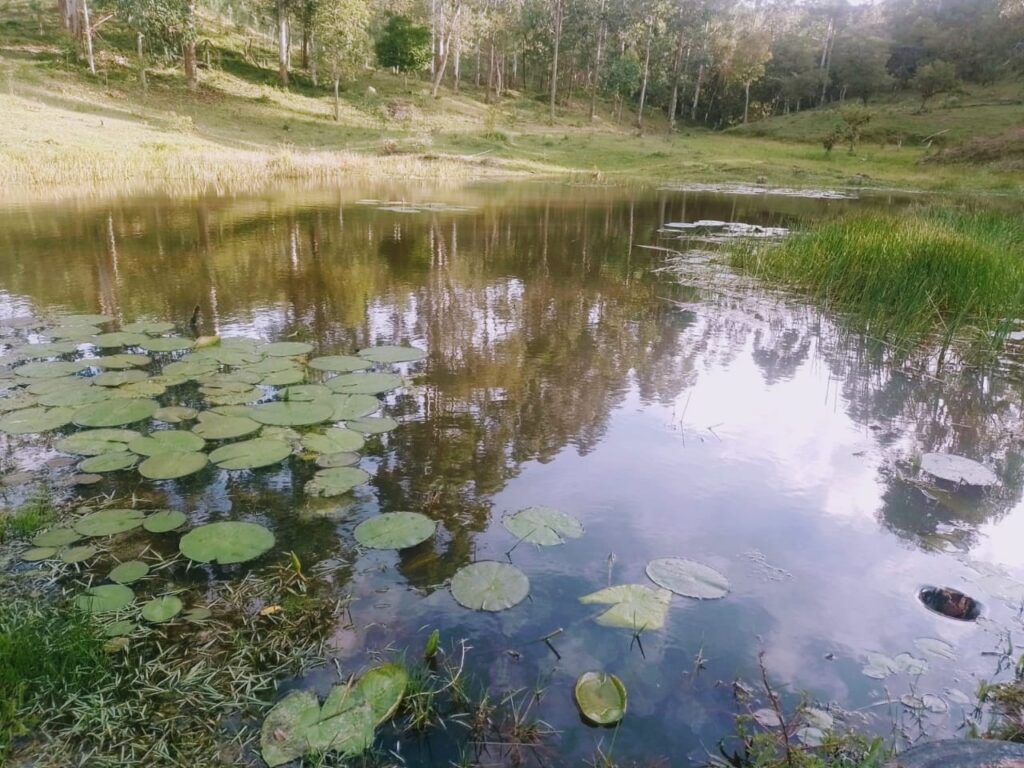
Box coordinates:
[0,392,39,412]
[22,546,57,562]
[15,361,89,379]
[304,466,370,497]
[138,337,194,353]
[141,595,183,623]
[249,401,335,427]
[327,373,403,395]
[574,672,627,726]
[163,359,218,380]
[201,383,261,406]
[301,428,365,455]
[74,508,146,536]
[645,557,730,599]
[91,353,152,369]
[17,341,80,357]
[92,332,148,349]
[259,368,305,386]
[109,560,149,584]
[46,324,101,339]
[138,451,209,480]
[179,521,275,564]
[347,417,399,435]
[358,345,426,364]
[191,412,261,440]
[354,512,436,549]
[184,347,261,366]
[450,561,529,611]
[260,690,322,767]
[920,453,998,487]
[260,425,302,443]
[915,637,956,660]
[154,406,199,424]
[93,369,149,387]
[79,452,139,473]
[122,321,176,335]
[0,406,75,434]
[183,607,212,622]
[329,394,379,421]
[75,584,135,614]
[116,379,168,398]
[354,663,409,724]
[579,585,671,630]
[316,452,361,468]
[56,428,139,456]
[73,398,158,427]
[129,431,206,456]
[244,357,298,375]
[102,619,136,637]
[264,341,313,357]
[142,510,187,533]
[308,355,369,373]
[281,384,332,401]
[502,507,584,546]
[62,313,112,325]
[33,527,81,547]
[36,383,107,407]
[69,473,103,486]
[209,438,292,470]
[61,544,98,563]
[861,652,899,679]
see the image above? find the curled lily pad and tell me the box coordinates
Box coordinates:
[79,452,139,473]
[355,663,409,724]
[920,453,998,487]
[179,521,275,564]
[355,512,436,549]
[358,345,426,364]
[33,527,81,547]
[0,406,75,434]
[646,557,730,599]
[301,428,365,455]
[316,452,360,468]
[347,416,399,435]
[304,466,370,497]
[502,507,583,546]
[74,508,146,536]
[329,394,379,421]
[129,431,206,456]
[574,672,627,726]
[261,690,322,767]
[138,451,209,480]
[138,337,194,353]
[75,584,134,614]
[209,438,292,470]
[94,370,149,387]
[154,406,199,424]
[141,595,183,623]
[264,341,313,357]
[249,401,335,427]
[56,428,139,456]
[143,510,188,533]
[74,398,158,427]
[61,544,98,564]
[327,373,402,395]
[109,560,149,584]
[308,355,369,373]
[450,561,529,612]
[192,412,261,440]
[22,546,57,562]
[579,585,671,630]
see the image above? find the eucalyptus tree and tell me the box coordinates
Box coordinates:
[313,0,371,116]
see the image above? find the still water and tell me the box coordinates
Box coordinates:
[3,183,1024,766]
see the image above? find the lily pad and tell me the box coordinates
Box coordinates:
[358,345,426,364]
[61,544,98,564]
[183,607,212,622]
[316,452,360,468]
[22,547,57,562]
[91,353,152,369]
[308,355,369,373]
[129,431,206,456]
[36,384,107,407]
[259,368,305,386]
[502,506,584,546]
[915,637,956,660]
[354,663,409,724]
[327,373,403,395]
[79,452,139,473]
[861,652,899,679]
[92,332,148,349]
[74,508,146,536]
[328,394,379,421]
[154,406,199,424]
[260,690,322,767]
[281,384,331,401]
[301,428,365,455]
[895,652,929,675]
[143,510,188,533]
[574,672,627,726]
[753,709,784,728]
[109,560,150,584]
[15,360,88,379]
[0,392,39,412]
[249,401,335,427]
[579,585,671,630]
[450,561,529,611]
[56,428,139,456]
[0,406,75,434]
[102,620,136,637]
[192,412,261,440]
[117,380,168,398]
[75,584,135,614]
[141,595,183,623]
[354,512,436,549]
[138,337,194,353]
[264,341,313,357]
[69,473,103,486]
[138,451,209,480]
[122,320,176,335]
[646,557,730,599]
[179,521,275,564]
[346,416,399,435]
[46,324,101,339]
[209,438,292,470]
[73,398,158,427]
[62,313,112,325]
[94,369,149,387]
[920,453,998,487]
[163,359,218,380]
[304,466,370,497]
[33,527,81,547]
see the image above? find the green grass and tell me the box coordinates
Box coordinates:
[0,493,57,541]
[730,207,1024,361]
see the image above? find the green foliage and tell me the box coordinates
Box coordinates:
[374,15,431,74]
[603,54,642,99]
[0,493,56,541]
[313,0,371,82]
[830,36,892,104]
[912,60,960,109]
[839,106,873,153]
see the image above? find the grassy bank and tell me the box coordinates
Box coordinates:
[730,208,1024,362]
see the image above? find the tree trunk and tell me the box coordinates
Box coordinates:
[819,17,834,107]
[589,0,607,121]
[743,79,751,122]
[668,34,686,130]
[431,3,461,98]
[309,32,317,86]
[183,0,197,88]
[137,32,147,89]
[334,78,340,120]
[636,18,653,130]
[691,63,704,120]
[277,0,289,87]
[548,0,563,121]
[81,0,95,75]
[453,36,461,92]
[486,38,495,103]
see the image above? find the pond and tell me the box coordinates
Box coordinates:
[2,183,1024,766]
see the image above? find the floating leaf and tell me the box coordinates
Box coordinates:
[311,689,376,758]
[139,337,194,353]
[163,359,218,380]
[358,345,426,364]
[574,672,627,726]
[259,368,305,386]
[0,406,75,434]
[347,417,399,435]
[129,431,206,456]
[90,353,152,369]
[796,727,826,746]
[74,508,146,537]
[109,560,149,584]
[79,452,139,473]
[646,557,730,599]
[143,510,187,533]
[245,357,298,375]
[304,466,370,497]
[36,383,107,407]
[92,332,148,349]
[33,527,81,547]
[329,394,380,421]
[75,584,134,614]
[15,361,88,379]
[502,507,583,546]
[282,384,332,401]
[264,341,313,357]
[753,709,783,728]
[450,561,529,611]
[154,406,199,424]
[861,652,899,679]
[900,694,948,713]
[301,428,365,455]
[179,521,275,564]
[579,585,671,630]
[316,452,360,468]
[138,451,209,480]
[355,663,409,724]
[327,373,402,395]
[260,690,322,767]
[0,392,39,412]
[122,320,175,335]
[183,607,212,622]
[944,688,972,705]
[61,313,111,325]
[94,369,149,387]
[142,595,183,623]
[61,545,97,564]
[46,324,101,339]
[249,401,335,427]
[209,438,292,470]
[73,398,158,427]
[69,473,103,486]
[191,412,261,440]
[355,512,436,549]
[803,708,834,731]
[308,355,369,373]
[56,428,139,456]
[920,453,998,487]
[103,620,136,637]
[201,382,261,405]
[915,637,956,660]
[895,653,929,675]
[22,546,57,562]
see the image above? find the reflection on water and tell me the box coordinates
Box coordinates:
[3,184,1024,764]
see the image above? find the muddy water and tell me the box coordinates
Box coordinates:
[2,183,1023,765]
